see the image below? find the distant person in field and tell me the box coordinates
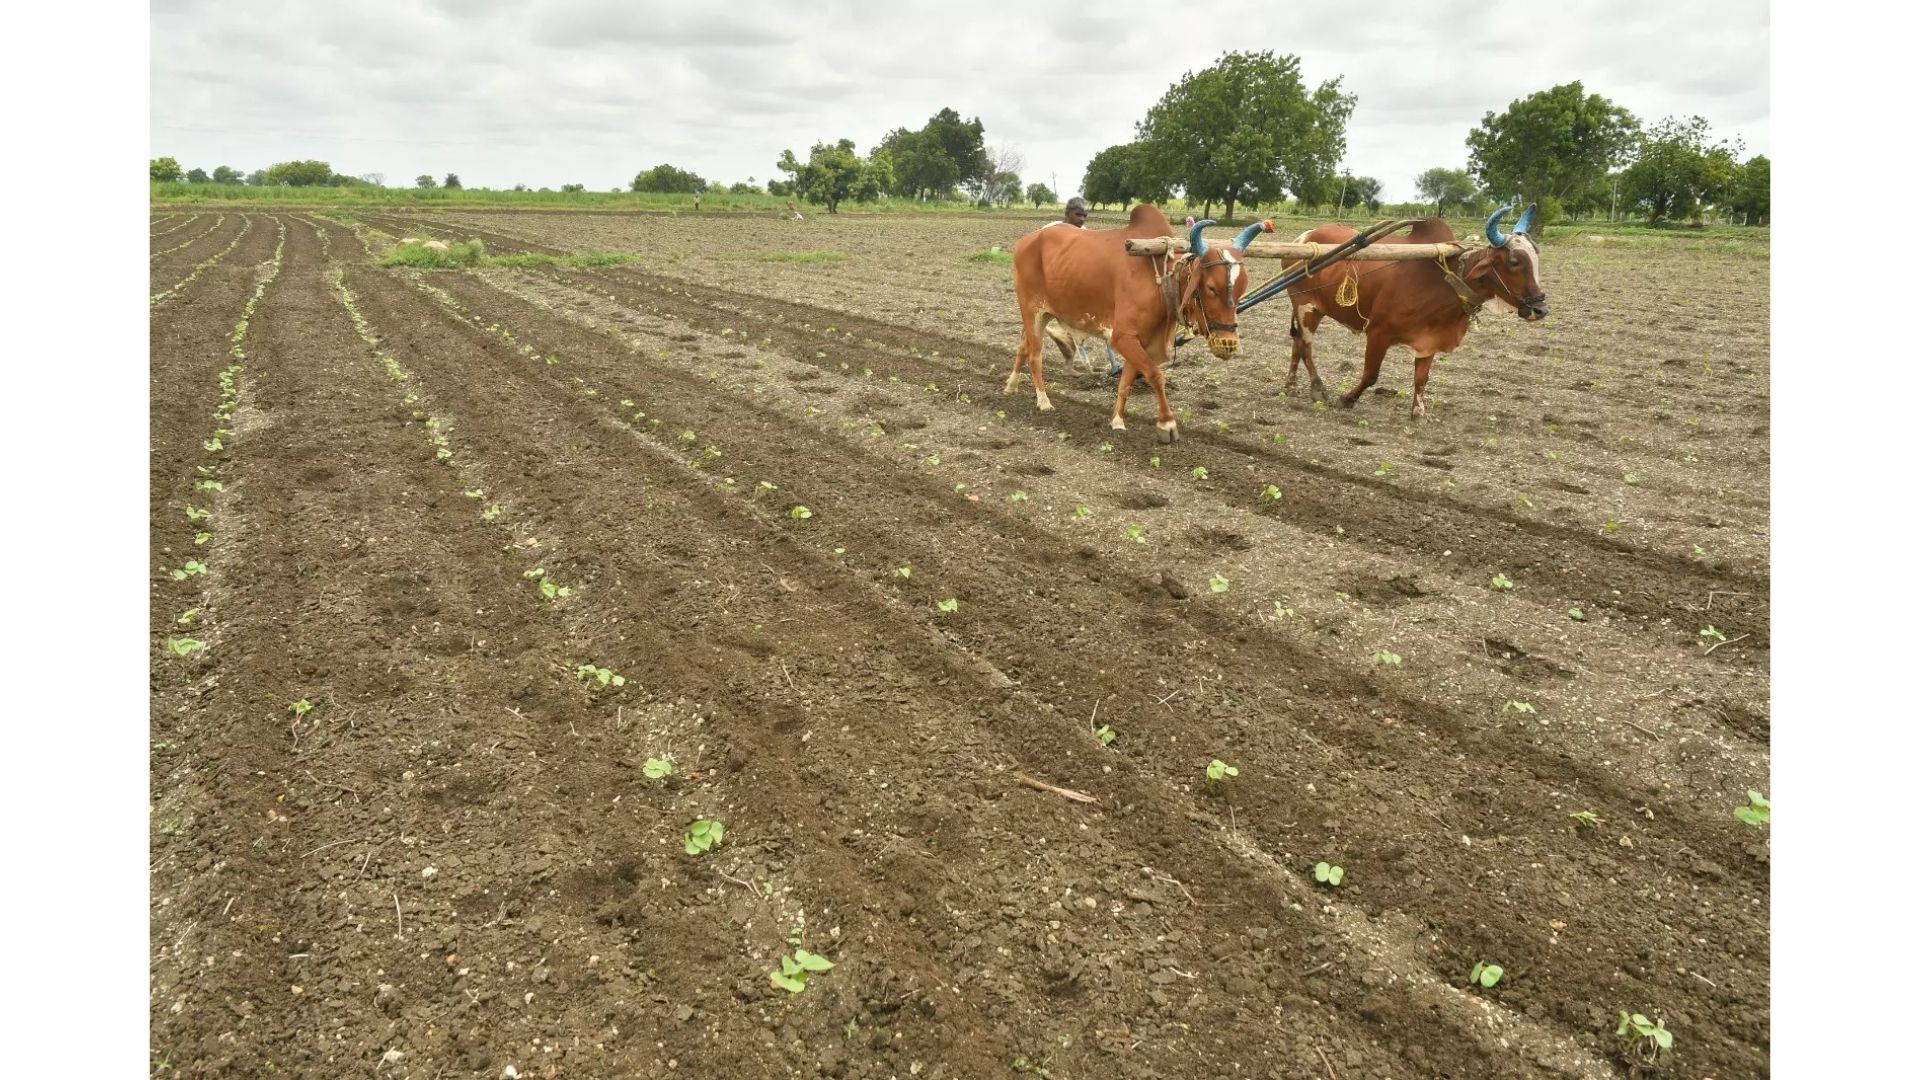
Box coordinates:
[786,199,805,222]
[1045,196,1090,230]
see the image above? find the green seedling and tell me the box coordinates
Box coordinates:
[769,948,834,994]
[1371,650,1402,667]
[1623,472,1641,485]
[892,565,912,580]
[1733,789,1769,827]
[169,560,208,581]
[539,579,572,601]
[1272,602,1295,618]
[1568,607,1586,621]
[575,664,626,688]
[1191,466,1209,481]
[1099,442,1113,453]
[203,436,224,452]
[196,480,224,492]
[1504,700,1536,716]
[165,637,205,657]
[1095,725,1116,746]
[1209,573,1229,593]
[1010,490,1029,503]
[185,507,210,523]
[463,488,485,499]
[1570,810,1602,830]
[937,598,959,613]
[288,699,313,717]
[643,757,673,780]
[176,609,199,626]
[1205,759,1238,783]
[1073,505,1092,520]
[684,818,725,855]
[790,505,813,520]
[1260,485,1282,501]
[194,532,212,546]
[680,429,698,443]
[1490,573,1514,591]
[1468,961,1504,989]
[1373,462,1391,477]
[1149,455,1161,468]
[482,503,502,522]
[1313,862,1345,886]
[1616,1012,1674,1065]
[1692,544,1707,557]
[1699,625,1727,643]
[1124,524,1145,544]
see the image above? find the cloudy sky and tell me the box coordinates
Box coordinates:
[151,0,1768,202]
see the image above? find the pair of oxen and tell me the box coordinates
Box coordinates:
[1005,204,1548,441]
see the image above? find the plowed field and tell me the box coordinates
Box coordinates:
[151,209,1769,1079]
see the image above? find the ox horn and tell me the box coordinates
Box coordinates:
[1514,202,1538,235]
[1233,220,1273,249]
[1188,218,1215,256]
[1485,205,1513,248]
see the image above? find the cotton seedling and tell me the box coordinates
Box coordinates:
[194,532,212,546]
[1616,1012,1674,1066]
[1272,602,1295,618]
[176,609,198,626]
[892,565,912,580]
[937,598,959,613]
[1503,701,1536,716]
[1209,574,1229,593]
[1490,573,1514,591]
[1073,506,1091,520]
[1699,626,1727,644]
[169,561,208,581]
[1371,650,1402,667]
[1124,524,1145,544]
[1313,862,1345,886]
[684,819,725,855]
[1569,810,1602,830]
[1260,485,1282,501]
[540,579,572,601]
[1568,607,1586,621]
[165,637,205,657]
[575,664,626,688]
[1205,759,1237,784]
[1733,789,1769,826]
[790,505,813,520]
[1010,490,1030,503]
[643,757,673,780]
[769,948,834,994]
[1095,725,1117,746]
[482,504,502,522]
[185,507,210,524]
[1468,962,1504,989]
[1191,466,1209,481]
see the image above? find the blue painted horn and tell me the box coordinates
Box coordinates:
[1485,205,1512,247]
[1188,218,1215,255]
[1514,202,1538,235]
[1233,220,1272,249]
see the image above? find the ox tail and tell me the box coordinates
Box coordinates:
[1290,308,1302,338]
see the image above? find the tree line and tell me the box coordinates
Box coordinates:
[151,67,1769,226]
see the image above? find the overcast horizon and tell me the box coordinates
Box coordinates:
[152,0,1769,203]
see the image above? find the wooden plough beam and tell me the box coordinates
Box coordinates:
[1125,236,1465,260]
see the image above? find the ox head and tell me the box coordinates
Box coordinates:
[1182,218,1271,358]
[1473,204,1548,321]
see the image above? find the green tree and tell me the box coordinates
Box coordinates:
[1726,155,1769,223]
[1333,174,1382,212]
[416,174,437,189]
[245,169,267,186]
[776,139,886,213]
[560,182,586,193]
[630,163,707,193]
[1414,166,1478,215]
[1466,82,1637,227]
[443,173,462,190]
[264,160,335,187]
[1026,182,1057,208]
[150,157,183,182]
[878,108,989,200]
[209,165,243,185]
[185,167,209,183]
[1081,143,1147,209]
[728,180,763,195]
[1618,115,1742,224]
[1136,50,1354,222]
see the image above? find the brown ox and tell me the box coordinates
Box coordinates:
[1006,205,1270,442]
[1286,204,1547,418]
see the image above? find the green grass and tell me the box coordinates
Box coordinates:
[754,251,846,264]
[967,247,1015,263]
[380,238,641,269]
[489,252,640,267]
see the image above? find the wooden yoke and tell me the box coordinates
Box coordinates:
[1125,237,1466,260]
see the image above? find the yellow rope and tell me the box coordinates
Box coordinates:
[1335,271,1359,308]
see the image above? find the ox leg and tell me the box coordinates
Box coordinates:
[1339,337,1390,409]
[1411,354,1435,419]
[1107,336,1153,431]
[1028,319,1055,412]
[1285,311,1303,390]
[1294,310,1330,403]
[1143,359,1178,443]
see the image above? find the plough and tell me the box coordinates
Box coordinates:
[1123,218,1472,350]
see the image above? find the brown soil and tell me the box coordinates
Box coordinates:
[152,211,1771,1079]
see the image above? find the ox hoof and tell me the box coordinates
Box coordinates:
[1410,400,1427,420]
[1337,396,1358,410]
[1311,382,1330,404]
[1036,393,1054,412]
[1110,416,1127,431]
[1001,379,1020,396]
[1156,422,1178,444]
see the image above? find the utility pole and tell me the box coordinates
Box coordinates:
[1610,176,1619,222]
